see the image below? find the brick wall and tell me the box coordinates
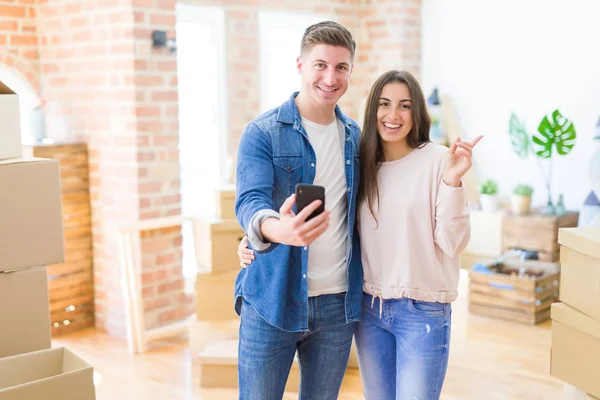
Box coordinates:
[38,0,139,336]
[1,0,421,339]
[354,0,422,114]
[0,0,40,92]
[37,0,190,336]
[132,0,193,330]
[191,0,362,179]
[189,0,421,165]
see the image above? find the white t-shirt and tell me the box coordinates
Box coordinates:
[301,118,348,296]
[246,118,349,297]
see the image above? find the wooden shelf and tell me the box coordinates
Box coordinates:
[25,142,95,337]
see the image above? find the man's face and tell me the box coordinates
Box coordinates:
[297,44,353,106]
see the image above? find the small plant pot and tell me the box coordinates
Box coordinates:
[511,194,532,215]
[480,194,498,212]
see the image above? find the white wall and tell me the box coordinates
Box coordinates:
[422,0,600,210]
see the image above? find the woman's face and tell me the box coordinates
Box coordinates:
[376,82,413,144]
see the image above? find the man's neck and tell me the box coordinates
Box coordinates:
[295,92,336,125]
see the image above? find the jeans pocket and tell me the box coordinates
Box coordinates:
[409,298,446,317]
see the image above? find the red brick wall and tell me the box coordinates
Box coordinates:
[190,0,422,171]
[132,0,193,330]
[37,0,190,336]
[2,0,421,339]
[0,0,40,92]
[199,0,362,170]
[354,0,422,111]
[38,1,139,336]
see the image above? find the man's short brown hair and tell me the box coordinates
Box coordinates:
[300,21,356,59]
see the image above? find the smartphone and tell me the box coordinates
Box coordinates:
[295,184,325,221]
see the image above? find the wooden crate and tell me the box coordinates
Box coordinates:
[24,143,95,336]
[502,212,579,262]
[468,259,560,324]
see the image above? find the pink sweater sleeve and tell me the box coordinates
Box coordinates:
[434,180,471,257]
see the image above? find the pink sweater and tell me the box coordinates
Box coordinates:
[358,142,470,303]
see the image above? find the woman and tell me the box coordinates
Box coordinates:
[238,70,481,399]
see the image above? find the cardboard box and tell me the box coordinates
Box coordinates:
[195,271,239,321]
[188,314,239,358]
[0,347,96,400]
[558,228,600,321]
[216,185,236,221]
[559,228,600,259]
[464,210,505,257]
[0,158,65,272]
[0,81,22,161]
[192,217,244,274]
[550,302,600,398]
[196,338,300,391]
[0,267,51,358]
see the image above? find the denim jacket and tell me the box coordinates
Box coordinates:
[234,92,363,332]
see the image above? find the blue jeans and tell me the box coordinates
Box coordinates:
[355,293,452,400]
[238,294,355,400]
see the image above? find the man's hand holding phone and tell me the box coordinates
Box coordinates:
[261,193,331,247]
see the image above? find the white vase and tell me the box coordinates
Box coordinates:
[511,194,532,215]
[480,194,498,212]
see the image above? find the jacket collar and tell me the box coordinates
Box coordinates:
[276,91,353,128]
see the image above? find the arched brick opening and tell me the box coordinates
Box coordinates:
[0,52,43,144]
[0,52,40,96]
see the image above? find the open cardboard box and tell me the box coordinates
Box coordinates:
[0,347,96,400]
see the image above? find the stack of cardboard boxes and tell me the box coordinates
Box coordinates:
[189,187,359,391]
[0,81,96,399]
[187,187,264,388]
[550,227,600,400]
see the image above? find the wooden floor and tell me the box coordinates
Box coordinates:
[54,270,564,399]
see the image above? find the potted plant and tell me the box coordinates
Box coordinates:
[511,184,533,215]
[509,109,577,214]
[479,179,499,212]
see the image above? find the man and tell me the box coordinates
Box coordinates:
[234,21,363,400]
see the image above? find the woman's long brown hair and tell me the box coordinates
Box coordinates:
[356,70,431,224]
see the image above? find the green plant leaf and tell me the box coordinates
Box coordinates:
[479,179,498,195]
[509,112,530,158]
[533,109,577,159]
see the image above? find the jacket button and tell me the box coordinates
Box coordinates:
[346,160,350,165]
